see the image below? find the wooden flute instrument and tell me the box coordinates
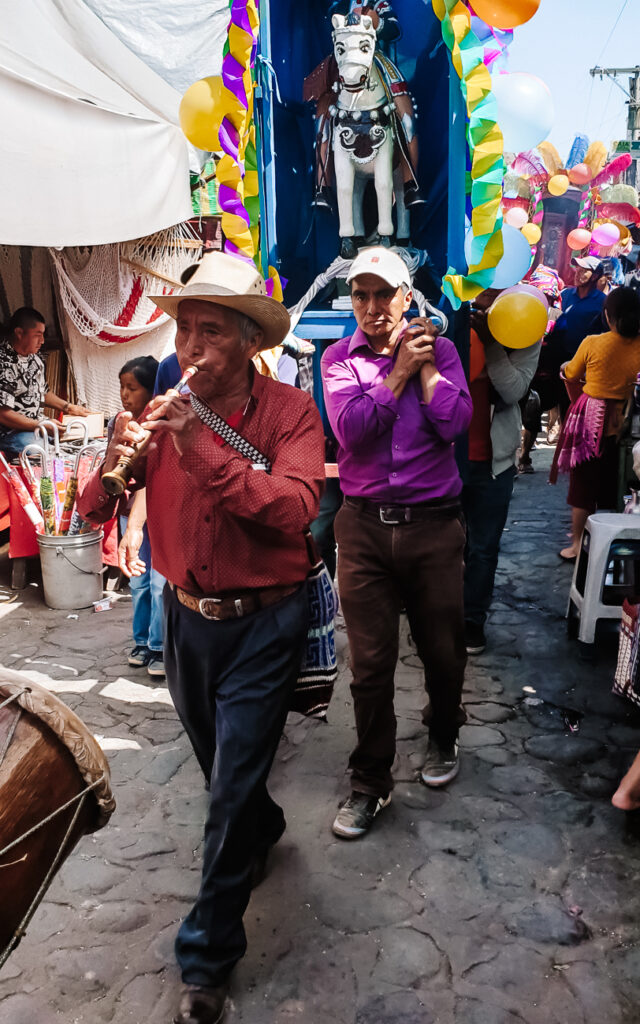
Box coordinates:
[101,365,199,496]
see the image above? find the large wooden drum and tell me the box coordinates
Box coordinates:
[0,667,115,965]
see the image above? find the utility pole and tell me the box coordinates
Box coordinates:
[589,65,640,187]
[589,66,640,140]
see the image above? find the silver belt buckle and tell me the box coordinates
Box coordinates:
[199,596,221,619]
[379,505,402,524]
[379,505,411,525]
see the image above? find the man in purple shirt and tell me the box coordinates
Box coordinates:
[321,247,472,839]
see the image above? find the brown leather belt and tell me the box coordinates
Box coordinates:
[170,582,300,621]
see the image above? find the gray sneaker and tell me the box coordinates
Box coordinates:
[127,645,151,667]
[332,791,391,839]
[421,740,459,788]
[147,656,166,678]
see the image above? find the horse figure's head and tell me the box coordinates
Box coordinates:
[331,14,376,90]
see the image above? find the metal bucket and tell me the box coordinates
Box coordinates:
[36,530,104,609]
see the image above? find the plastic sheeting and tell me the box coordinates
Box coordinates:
[0,0,197,246]
[84,0,229,96]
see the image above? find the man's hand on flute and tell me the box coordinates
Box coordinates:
[141,394,202,457]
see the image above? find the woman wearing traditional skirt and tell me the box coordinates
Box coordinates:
[551,287,640,560]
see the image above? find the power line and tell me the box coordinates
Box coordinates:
[583,0,630,132]
[596,78,616,137]
[595,0,630,66]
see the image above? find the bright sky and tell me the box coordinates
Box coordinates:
[508,0,640,161]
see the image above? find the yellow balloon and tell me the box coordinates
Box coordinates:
[487,292,548,349]
[548,174,569,197]
[521,222,542,245]
[179,76,226,151]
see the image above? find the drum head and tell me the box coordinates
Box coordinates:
[0,666,115,828]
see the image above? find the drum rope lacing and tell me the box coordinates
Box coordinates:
[0,774,107,861]
[0,689,28,769]
[0,685,110,966]
[0,796,86,969]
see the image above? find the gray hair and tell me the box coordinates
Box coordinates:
[228,308,263,350]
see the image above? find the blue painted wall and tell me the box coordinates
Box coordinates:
[257,0,463,309]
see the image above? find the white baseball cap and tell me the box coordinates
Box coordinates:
[346,247,412,290]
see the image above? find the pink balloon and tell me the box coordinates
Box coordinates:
[501,283,549,312]
[505,207,529,229]
[592,223,620,247]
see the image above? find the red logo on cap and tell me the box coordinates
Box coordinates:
[371,256,380,263]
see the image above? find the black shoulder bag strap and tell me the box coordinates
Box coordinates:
[190,393,271,472]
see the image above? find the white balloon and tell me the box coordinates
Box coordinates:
[492,72,555,156]
[505,207,529,229]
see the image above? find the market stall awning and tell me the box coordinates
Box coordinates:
[0,0,195,246]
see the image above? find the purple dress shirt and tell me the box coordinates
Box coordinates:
[321,323,472,503]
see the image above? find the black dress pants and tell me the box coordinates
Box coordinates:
[163,583,308,987]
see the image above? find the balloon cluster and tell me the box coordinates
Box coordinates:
[505,138,636,261]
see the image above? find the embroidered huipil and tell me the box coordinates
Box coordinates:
[322,324,472,502]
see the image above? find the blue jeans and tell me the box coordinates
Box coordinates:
[462,461,516,627]
[164,583,309,986]
[0,430,45,459]
[120,518,165,653]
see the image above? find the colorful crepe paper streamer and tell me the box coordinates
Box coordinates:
[434,0,505,308]
[217,2,284,301]
[530,186,543,257]
[217,0,260,264]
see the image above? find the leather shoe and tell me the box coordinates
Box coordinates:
[173,983,228,1024]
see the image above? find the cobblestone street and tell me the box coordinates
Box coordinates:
[1,446,640,1024]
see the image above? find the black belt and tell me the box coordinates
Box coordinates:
[344,495,461,525]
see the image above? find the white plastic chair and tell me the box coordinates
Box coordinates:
[567,513,640,645]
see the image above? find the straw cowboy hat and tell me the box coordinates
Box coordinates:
[151,251,290,351]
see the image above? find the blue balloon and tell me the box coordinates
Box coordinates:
[464,224,532,290]
[492,72,554,156]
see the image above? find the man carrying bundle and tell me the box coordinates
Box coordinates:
[321,247,472,840]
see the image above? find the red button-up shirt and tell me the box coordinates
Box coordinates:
[78,372,325,595]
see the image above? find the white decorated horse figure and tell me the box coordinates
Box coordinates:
[329,13,410,260]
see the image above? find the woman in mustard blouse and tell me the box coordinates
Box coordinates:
[553,287,640,560]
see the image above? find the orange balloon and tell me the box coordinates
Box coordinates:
[472,0,540,29]
[567,228,591,250]
[568,163,592,186]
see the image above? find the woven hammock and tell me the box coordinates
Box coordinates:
[48,224,202,414]
[49,223,202,347]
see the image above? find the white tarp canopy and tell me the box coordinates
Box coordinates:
[84,0,230,96]
[0,0,224,246]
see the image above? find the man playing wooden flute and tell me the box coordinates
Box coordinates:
[78,252,324,1024]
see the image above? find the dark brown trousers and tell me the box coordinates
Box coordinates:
[335,500,467,798]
